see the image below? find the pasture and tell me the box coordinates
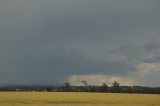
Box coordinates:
[0,92,159,106]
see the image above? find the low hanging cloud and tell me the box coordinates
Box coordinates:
[68,74,134,86]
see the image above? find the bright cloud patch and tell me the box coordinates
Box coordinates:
[134,63,160,86]
[68,74,134,86]
[136,63,160,73]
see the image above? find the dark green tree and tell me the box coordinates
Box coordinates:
[64,82,71,91]
[81,80,89,92]
[102,83,108,92]
[112,81,121,93]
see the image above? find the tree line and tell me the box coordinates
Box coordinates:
[0,81,160,94]
[64,81,160,94]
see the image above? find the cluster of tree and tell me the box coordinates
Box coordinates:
[64,81,160,94]
[0,81,160,94]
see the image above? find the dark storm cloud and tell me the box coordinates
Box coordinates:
[0,0,160,86]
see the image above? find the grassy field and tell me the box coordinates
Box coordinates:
[0,92,159,106]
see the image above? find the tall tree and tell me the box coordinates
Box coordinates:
[102,83,108,92]
[64,82,71,91]
[112,81,121,93]
[81,80,89,92]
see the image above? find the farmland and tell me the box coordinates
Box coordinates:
[0,92,159,106]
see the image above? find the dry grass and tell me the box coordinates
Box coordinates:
[0,92,159,106]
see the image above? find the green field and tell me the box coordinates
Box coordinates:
[0,92,159,106]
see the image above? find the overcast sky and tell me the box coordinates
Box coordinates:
[0,0,160,86]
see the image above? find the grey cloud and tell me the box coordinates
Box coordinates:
[110,42,160,64]
[144,41,160,52]
[0,0,160,86]
[142,55,160,63]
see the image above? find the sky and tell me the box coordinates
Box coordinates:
[0,0,160,86]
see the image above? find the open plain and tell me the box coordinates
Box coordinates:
[0,92,159,106]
